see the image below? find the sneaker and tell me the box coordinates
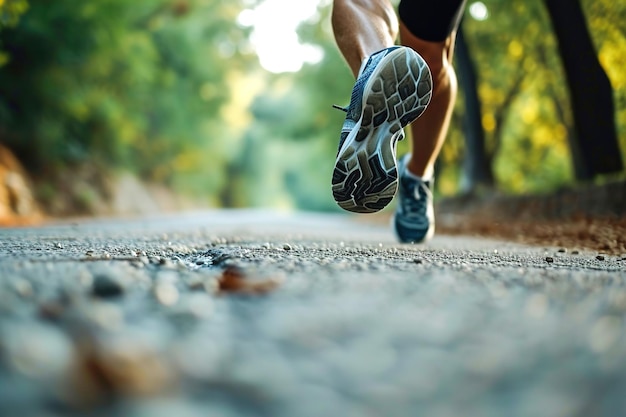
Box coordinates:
[332,46,432,213]
[393,155,435,243]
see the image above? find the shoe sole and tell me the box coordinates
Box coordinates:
[332,47,433,213]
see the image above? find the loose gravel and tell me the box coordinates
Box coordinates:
[0,210,625,417]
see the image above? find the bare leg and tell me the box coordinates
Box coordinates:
[332,1,458,178]
[331,0,399,77]
[399,21,459,179]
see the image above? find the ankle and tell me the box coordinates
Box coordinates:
[406,160,434,181]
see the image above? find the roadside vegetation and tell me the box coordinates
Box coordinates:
[0,0,624,216]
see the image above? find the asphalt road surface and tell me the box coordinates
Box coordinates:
[1,209,625,417]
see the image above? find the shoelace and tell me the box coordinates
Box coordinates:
[401,180,427,218]
[332,47,396,119]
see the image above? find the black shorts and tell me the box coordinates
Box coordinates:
[398,0,467,42]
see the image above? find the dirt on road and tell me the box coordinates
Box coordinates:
[434,179,626,256]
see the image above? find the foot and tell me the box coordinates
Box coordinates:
[332,46,432,213]
[393,155,435,243]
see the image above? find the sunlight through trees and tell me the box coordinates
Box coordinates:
[0,0,624,214]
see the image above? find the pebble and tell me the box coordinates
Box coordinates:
[92,274,124,298]
[2,223,626,417]
[131,260,146,269]
[154,283,179,306]
[81,302,124,330]
[1,322,73,379]
[70,329,176,403]
[187,277,206,291]
[38,301,65,321]
[13,279,33,298]
[596,255,605,261]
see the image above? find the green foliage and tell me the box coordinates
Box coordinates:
[239,0,626,209]
[0,0,28,28]
[0,0,28,66]
[0,0,254,202]
[0,0,623,214]
[584,0,626,174]
[442,0,626,196]
[219,1,353,211]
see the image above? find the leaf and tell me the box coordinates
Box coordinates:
[217,265,283,295]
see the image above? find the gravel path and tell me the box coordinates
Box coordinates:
[1,209,625,417]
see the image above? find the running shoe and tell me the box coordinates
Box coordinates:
[393,154,435,243]
[332,46,432,213]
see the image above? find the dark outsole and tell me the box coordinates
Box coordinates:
[332,47,432,214]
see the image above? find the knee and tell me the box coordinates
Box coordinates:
[400,22,455,83]
[414,40,453,83]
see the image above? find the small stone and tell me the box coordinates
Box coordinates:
[159,258,175,268]
[557,248,567,253]
[413,258,423,264]
[83,302,124,330]
[92,274,124,298]
[13,279,33,298]
[188,278,205,291]
[70,329,176,403]
[283,244,292,251]
[2,323,73,379]
[39,301,65,321]
[154,283,179,306]
[572,250,580,255]
[86,250,94,257]
[217,265,282,294]
[596,255,605,261]
[545,257,554,263]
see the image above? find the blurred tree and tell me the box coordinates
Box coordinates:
[544,0,623,179]
[231,1,353,211]
[0,0,28,28]
[0,0,257,212]
[454,0,624,196]
[455,23,494,193]
[0,0,28,66]
[0,0,624,214]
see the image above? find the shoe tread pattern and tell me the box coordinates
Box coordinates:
[333,47,432,213]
